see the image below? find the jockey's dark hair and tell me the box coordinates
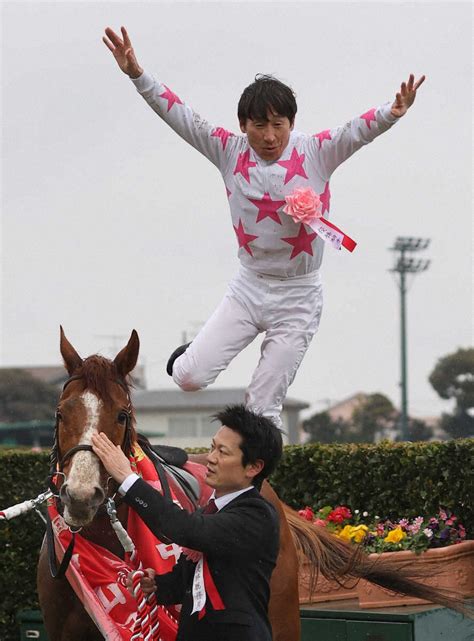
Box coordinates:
[238,74,297,126]
[212,404,283,488]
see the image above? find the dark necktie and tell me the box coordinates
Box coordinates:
[202,498,218,514]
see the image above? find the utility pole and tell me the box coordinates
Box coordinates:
[389,237,430,440]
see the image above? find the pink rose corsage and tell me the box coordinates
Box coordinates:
[283,187,322,225]
[283,186,357,253]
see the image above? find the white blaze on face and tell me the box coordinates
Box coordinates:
[66,391,103,501]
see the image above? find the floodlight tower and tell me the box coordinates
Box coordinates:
[389,237,430,440]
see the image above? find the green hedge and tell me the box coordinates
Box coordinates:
[0,440,472,640]
[270,439,474,535]
[0,451,50,641]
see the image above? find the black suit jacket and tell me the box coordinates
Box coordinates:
[124,479,279,641]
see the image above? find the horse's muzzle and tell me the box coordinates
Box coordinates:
[60,483,106,526]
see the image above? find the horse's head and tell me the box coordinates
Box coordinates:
[53,327,139,528]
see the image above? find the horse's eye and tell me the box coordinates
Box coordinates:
[118,411,129,425]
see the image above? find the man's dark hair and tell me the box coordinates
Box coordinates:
[237,74,297,126]
[212,404,283,488]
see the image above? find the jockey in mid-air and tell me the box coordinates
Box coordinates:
[104,25,425,431]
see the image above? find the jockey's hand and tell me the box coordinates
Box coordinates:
[126,568,157,596]
[103,26,143,79]
[391,74,426,118]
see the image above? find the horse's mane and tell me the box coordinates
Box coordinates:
[73,355,133,409]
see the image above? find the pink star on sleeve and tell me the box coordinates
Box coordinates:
[277,147,308,184]
[233,149,257,184]
[320,181,331,215]
[313,130,332,148]
[159,85,183,112]
[248,192,286,224]
[211,127,234,150]
[360,108,377,129]
[233,219,258,256]
[281,224,317,260]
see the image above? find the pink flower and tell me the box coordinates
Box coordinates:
[284,187,322,225]
[409,516,424,535]
[313,518,327,527]
[298,507,315,522]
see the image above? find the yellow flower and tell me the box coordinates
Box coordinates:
[384,527,407,543]
[337,525,353,542]
[350,525,369,543]
[337,524,369,543]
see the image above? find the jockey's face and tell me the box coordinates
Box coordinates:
[206,426,263,498]
[240,111,293,161]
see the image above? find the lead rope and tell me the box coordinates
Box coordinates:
[0,489,52,521]
[106,498,161,641]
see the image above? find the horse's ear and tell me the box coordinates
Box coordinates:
[114,330,140,379]
[60,326,83,375]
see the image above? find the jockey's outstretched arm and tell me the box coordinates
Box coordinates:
[309,74,426,183]
[103,26,236,169]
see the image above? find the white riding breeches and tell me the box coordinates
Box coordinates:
[172,265,323,429]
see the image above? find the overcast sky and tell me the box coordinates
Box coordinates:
[1,1,472,421]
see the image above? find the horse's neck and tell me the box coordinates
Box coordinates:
[79,503,129,559]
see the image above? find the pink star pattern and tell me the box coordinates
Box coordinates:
[159,85,183,112]
[360,108,377,130]
[277,147,308,184]
[248,192,286,224]
[320,182,331,215]
[234,219,258,256]
[211,127,234,150]
[313,130,332,148]
[281,224,317,260]
[233,150,257,183]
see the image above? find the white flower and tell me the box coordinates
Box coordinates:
[363,511,368,517]
[423,528,433,538]
[354,509,360,514]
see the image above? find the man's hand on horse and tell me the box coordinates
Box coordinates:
[91,431,133,484]
[391,73,426,118]
[103,26,143,79]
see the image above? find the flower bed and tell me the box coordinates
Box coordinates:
[297,504,471,606]
[298,505,468,554]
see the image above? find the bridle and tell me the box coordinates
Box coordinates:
[48,374,133,499]
[46,373,134,579]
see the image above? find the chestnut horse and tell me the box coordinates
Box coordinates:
[37,329,468,641]
[37,329,300,641]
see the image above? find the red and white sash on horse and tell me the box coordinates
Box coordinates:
[47,443,209,641]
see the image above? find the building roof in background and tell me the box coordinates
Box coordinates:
[0,365,146,389]
[133,388,309,411]
[327,393,367,421]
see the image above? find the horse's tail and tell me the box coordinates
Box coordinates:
[284,504,472,616]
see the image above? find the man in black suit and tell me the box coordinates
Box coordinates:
[91,404,282,641]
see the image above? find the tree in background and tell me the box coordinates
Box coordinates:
[0,370,58,423]
[429,347,474,439]
[302,411,352,443]
[351,393,398,442]
[396,418,433,442]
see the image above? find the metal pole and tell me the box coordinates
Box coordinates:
[389,237,430,442]
[399,260,408,440]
